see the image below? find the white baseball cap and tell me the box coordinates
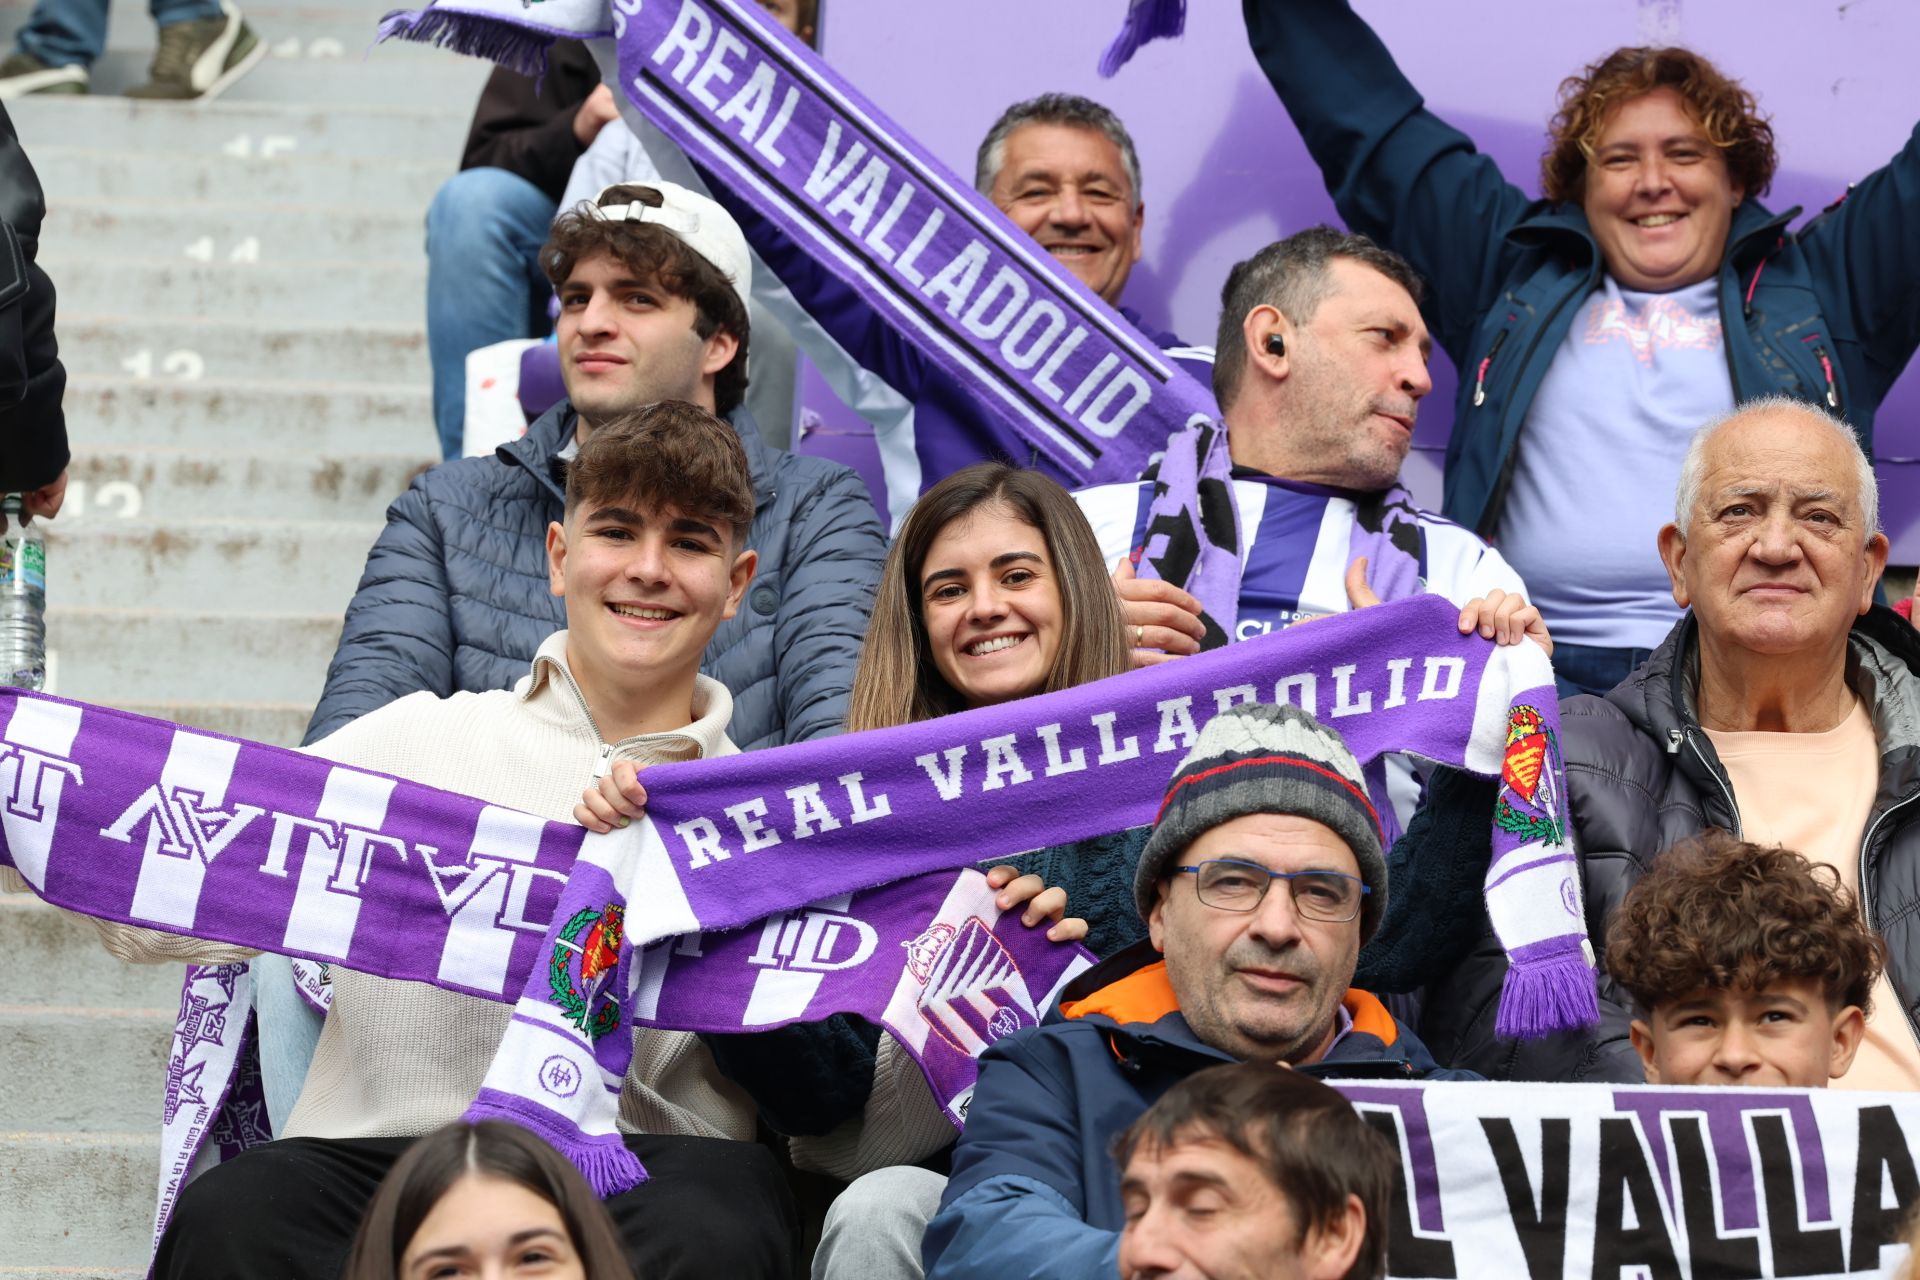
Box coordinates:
[587,180,753,314]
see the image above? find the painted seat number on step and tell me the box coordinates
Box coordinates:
[122,350,206,381]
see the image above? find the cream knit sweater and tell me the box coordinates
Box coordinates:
[46,632,757,1144]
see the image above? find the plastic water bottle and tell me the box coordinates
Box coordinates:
[0,494,47,690]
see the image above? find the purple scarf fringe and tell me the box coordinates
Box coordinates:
[1098,0,1187,77]
[1495,940,1599,1040]
[464,1089,649,1197]
[377,7,552,78]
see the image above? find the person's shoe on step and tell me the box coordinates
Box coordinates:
[126,0,263,101]
[0,50,87,99]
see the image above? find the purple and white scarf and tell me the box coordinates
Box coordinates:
[378,0,1242,641]
[1,597,1593,1201]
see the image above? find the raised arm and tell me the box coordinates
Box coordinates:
[1241,0,1538,355]
[1800,121,1920,404]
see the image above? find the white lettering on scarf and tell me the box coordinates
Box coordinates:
[679,656,1451,870]
[0,697,83,889]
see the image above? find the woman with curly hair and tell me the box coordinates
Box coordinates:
[1242,0,1920,697]
[1606,830,1886,1089]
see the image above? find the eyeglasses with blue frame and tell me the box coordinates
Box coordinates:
[1171,859,1369,922]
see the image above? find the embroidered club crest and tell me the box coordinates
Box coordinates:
[917,917,1032,1054]
[1495,705,1564,845]
[548,903,624,1042]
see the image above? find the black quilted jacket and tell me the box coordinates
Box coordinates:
[0,101,67,494]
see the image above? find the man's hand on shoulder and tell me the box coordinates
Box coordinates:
[1112,556,1205,668]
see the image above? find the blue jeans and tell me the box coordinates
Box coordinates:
[1552,641,1656,701]
[14,0,223,67]
[251,952,325,1133]
[425,167,557,459]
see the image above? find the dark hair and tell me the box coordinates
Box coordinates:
[1607,830,1886,1016]
[542,184,752,417]
[1542,46,1777,203]
[341,1121,635,1280]
[1114,1062,1395,1280]
[565,400,755,545]
[1211,227,1425,410]
[846,463,1128,731]
[974,92,1143,201]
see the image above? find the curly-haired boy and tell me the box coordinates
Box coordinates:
[1607,830,1887,1088]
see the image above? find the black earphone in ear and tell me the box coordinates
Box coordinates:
[1265,333,1286,357]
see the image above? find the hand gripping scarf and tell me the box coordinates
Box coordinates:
[1,599,1595,1202]
[377,0,1243,642]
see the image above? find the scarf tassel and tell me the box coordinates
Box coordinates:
[1097,0,1187,77]
[463,1090,650,1198]
[377,6,554,79]
[1494,939,1600,1040]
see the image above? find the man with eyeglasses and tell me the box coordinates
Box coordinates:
[922,701,1475,1280]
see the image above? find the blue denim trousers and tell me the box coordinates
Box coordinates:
[15,0,223,67]
[424,166,558,459]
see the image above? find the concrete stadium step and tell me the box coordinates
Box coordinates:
[54,317,429,385]
[0,898,184,1010]
[44,198,426,265]
[0,1269,142,1279]
[6,96,470,163]
[43,257,425,323]
[67,376,433,452]
[65,448,426,523]
[0,1132,160,1269]
[0,1006,170,1133]
[72,47,489,104]
[115,700,316,748]
[42,518,377,612]
[33,143,449,207]
[47,608,342,705]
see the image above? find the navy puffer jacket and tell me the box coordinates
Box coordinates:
[306,400,887,751]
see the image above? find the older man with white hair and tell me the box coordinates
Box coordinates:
[1403,396,1920,1086]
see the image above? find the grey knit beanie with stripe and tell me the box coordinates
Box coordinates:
[1134,702,1388,943]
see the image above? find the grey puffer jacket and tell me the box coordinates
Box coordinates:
[305,401,887,751]
[1417,606,1920,1082]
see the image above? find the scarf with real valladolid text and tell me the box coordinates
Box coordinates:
[1,598,1596,1202]
[378,0,1245,641]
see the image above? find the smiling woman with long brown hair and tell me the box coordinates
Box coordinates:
[847,461,1130,733]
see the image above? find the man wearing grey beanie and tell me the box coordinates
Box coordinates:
[923,701,1477,1280]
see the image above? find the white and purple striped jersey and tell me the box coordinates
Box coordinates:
[1074,472,1529,638]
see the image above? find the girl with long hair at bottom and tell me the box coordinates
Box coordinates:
[342,1120,636,1280]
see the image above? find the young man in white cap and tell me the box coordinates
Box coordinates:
[922,701,1476,1280]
